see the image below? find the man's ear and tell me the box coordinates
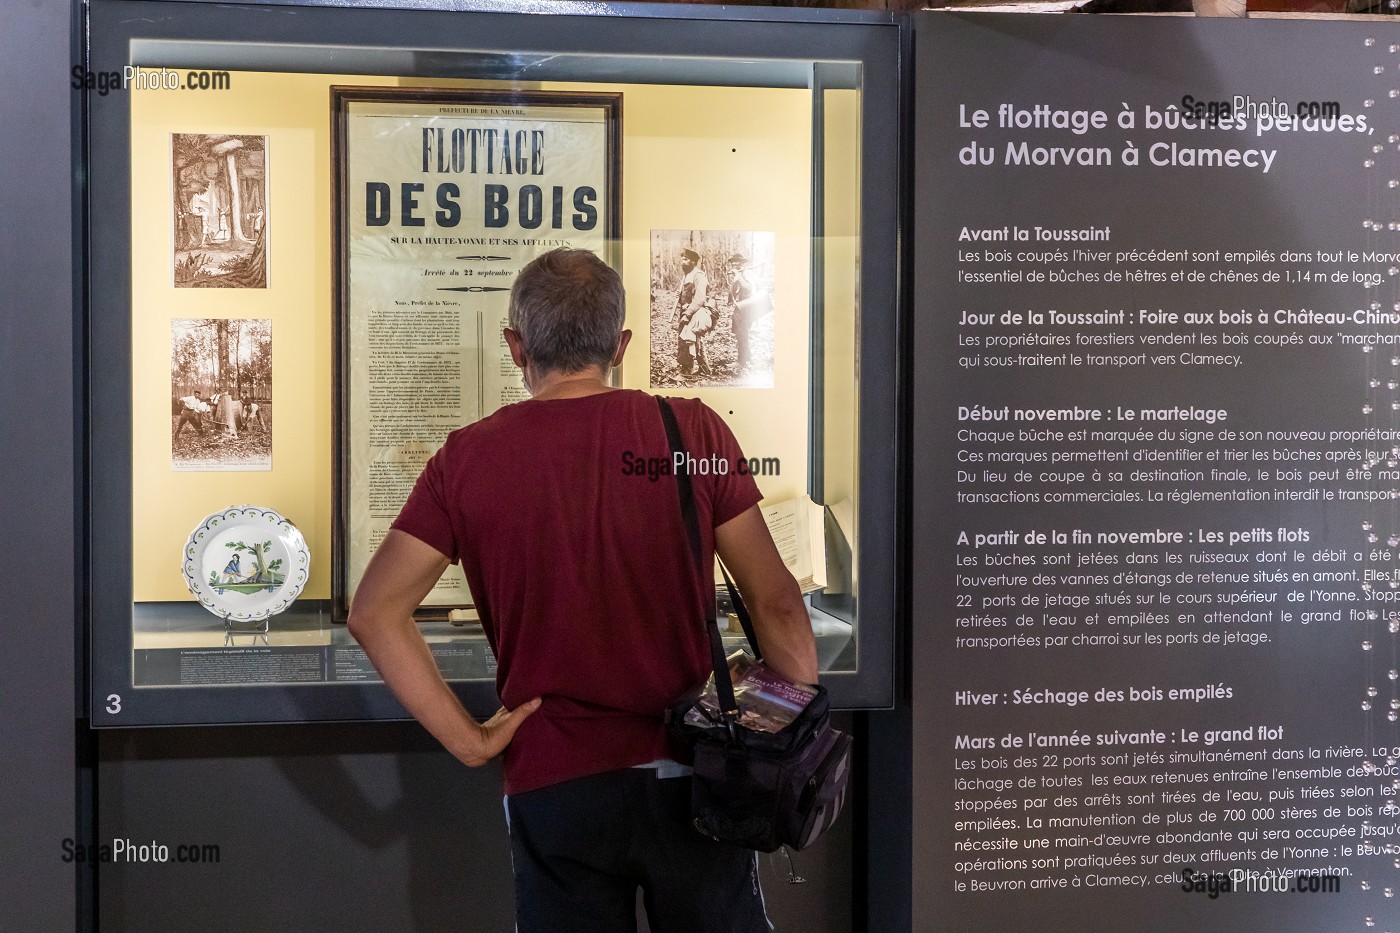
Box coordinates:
[611,329,633,367]
[503,327,528,368]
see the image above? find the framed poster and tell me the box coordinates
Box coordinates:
[331,87,622,620]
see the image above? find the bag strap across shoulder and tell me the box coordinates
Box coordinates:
[656,395,757,723]
[716,558,761,660]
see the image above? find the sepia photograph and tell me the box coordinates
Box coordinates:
[171,133,268,288]
[170,318,273,471]
[649,229,775,388]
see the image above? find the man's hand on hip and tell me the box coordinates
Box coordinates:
[453,698,543,767]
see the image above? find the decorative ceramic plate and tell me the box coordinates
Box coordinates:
[181,505,310,622]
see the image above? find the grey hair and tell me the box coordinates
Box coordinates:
[508,248,625,375]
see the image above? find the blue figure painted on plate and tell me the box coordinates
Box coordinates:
[222,553,245,583]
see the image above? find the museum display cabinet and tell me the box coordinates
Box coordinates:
[87,0,902,725]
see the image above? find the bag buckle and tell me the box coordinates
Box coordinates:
[721,708,742,742]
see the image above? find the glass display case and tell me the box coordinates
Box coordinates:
[87,0,900,725]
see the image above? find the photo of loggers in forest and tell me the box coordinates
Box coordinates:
[649,229,775,388]
[170,318,272,471]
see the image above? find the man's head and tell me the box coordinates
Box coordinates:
[681,248,699,273]
[507,248,626,378]
[726,253,746,278]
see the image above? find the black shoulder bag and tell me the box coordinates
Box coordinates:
[657,396,852,853]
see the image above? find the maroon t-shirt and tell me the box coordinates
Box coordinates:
[391,389,762,794]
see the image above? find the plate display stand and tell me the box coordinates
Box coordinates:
[222,613,271,647]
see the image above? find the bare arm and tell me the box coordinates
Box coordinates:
[715,505,819,685]
[346,529,540,766]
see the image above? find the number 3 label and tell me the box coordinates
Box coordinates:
[105,694,122,714]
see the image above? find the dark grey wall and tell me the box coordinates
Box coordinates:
[0,0,79,929]
[97,726,518,931]
[96,722,854,932]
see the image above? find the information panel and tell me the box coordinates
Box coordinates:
[915,15,1400,930]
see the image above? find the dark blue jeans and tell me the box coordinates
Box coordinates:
[505,768,770,933]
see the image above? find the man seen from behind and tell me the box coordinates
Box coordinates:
[348,247,818,933]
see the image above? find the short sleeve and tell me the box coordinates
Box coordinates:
[689,402,762,528]
[390,449,459,562]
